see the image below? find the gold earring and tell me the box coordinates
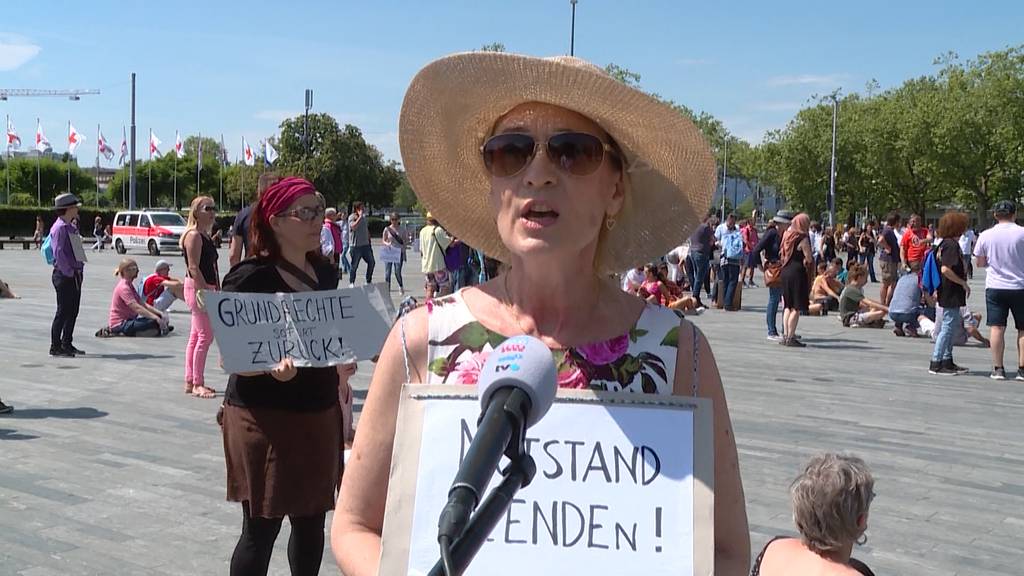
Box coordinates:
[605,215,617,231]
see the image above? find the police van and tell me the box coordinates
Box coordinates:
[111,210,187,256]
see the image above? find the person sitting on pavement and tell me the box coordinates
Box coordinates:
[838,264,888,328]
[621,265,645,294]
[809,261,842,316]
[888,261,933,337]
[751,452,876,576]
[919,305,990,347]
[96,259,171,337]
[0,278,19,299]
[141,260,185,313]
[836,257,851,284]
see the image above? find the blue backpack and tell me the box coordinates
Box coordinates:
[41,234,55,265]
[921,246,942,295]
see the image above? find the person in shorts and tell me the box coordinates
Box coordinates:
[973,200,1024,380]
[877,212,902,305]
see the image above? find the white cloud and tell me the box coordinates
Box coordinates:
[766,73,848,87]
[0,34,41,71]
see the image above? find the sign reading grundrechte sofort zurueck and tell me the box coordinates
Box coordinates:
[205,284,396,374]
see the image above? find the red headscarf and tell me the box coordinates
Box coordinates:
[780,213,810,266]
[258,177,317,217]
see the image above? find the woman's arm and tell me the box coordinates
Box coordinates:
[183,230,211,290]
[800,238,813,266]
[333,306,430,576]
[673,321,750,576]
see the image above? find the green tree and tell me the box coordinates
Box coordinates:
[3,157,95,206]
[479,42,506,52]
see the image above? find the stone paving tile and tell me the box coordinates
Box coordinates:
[2,246,1022,575]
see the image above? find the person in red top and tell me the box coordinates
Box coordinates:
[900,214,932,271]
[740,218,760,288]
[142,260,184,312]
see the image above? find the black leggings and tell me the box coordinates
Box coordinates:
[230,501,326,576]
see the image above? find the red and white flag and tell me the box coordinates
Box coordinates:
[35,120,51,153]
[242,137,255,166]
[149,130,162,158]
[6,117,21,150]
[174,130,185,159]
[119,126,128,165]
[68,122,85,154]
[98,130,115,161]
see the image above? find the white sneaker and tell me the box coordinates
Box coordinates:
[696,306,708,313]
[767,334,783,342]
[348,283,355,288]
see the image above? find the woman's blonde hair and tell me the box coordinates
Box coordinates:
[180,196,215,249]
[790,453,874,554]
[113,258,138,277]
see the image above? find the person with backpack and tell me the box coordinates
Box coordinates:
[928,211,971,376]
[48,193,87,358]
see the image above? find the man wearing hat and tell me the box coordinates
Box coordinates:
[142,260,184,313]
[973,200,1024,380]
[49,193,87,357]
[754,209,794,340]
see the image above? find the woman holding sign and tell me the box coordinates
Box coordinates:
[334,53,750,575]
[220,177,358,576]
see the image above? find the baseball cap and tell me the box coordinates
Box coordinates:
[993,200,1016,216]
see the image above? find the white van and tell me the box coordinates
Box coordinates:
[112,210,187,256]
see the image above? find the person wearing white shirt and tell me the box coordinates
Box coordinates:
[958,226,977,279]
[621,266,644,293]
[973,200,1024,380]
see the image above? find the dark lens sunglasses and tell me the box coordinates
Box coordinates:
[201,205,217,213]
[481,132,619,178]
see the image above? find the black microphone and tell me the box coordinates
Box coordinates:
[436,334,558,546]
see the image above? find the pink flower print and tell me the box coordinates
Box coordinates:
[557,364,589,389]
[450,351,490,386]
[577,334,629,365]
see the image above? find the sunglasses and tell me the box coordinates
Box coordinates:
[278,204,326,222]
[481,132,620,178]
[201,205,217,213]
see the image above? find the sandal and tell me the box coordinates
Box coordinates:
[191,385,216,399]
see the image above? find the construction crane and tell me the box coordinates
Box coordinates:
[0,89,101,101]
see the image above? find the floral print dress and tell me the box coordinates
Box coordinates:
[425,290,690,395]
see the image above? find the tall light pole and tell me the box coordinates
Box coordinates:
[569,0,578,56]
[302,88,313,177]
[129,73,137,209]
[827,89,840,228]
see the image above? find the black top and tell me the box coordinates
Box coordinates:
[859,232,876,256]
[845,235,860,258]
[753,227,782,266]
[822,236,837,261]
[233,205,253,255]
[880,227,900,262]
[223,257,341,412]
[936,238,967,309]
[184,231,219,286]
[750,537,875,576]
[688,223,714,257]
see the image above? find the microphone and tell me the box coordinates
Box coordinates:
[436,335,558,546]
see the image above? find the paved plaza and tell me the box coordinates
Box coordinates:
[0,246,1022,575]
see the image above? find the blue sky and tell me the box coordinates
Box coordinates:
[2,1,1021,167]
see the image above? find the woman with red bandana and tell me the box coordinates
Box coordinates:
[219,177,357,576]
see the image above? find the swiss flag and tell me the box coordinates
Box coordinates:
[243,137,255,166]
[149,130,162,157]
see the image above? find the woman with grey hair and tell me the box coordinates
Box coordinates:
[751,452,876,576]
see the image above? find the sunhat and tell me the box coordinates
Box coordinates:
[54,193,81,209]
[399,52,717,273]
[773,209,796,224]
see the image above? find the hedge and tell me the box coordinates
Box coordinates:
[0,206,388,239]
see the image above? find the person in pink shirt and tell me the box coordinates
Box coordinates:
[96,259,170,337]
[740,218,760,288]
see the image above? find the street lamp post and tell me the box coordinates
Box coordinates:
[569,0,578,56]
[828,90,840,228]
[302,88,313,177]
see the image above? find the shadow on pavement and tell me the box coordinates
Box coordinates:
[8,407,109,420]
[0,427,39,441]
[85,353,175,361]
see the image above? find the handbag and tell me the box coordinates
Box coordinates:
[764,261,783,288]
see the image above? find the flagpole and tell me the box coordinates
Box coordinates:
[36,118,41,206]
[67,121,71,195]
[96,124,101,207]
[218,134,224,209]
[173,132,178,210]
[148,128,152,208]
[240,137,245,210]
[196,132,202,199]
[5,114,10,206]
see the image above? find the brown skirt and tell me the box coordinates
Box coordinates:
[222,403,341,518]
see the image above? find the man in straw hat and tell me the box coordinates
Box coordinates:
[333,52,750,575]
[49,193,87,357]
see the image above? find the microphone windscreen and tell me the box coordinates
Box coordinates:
[477,335,558,428]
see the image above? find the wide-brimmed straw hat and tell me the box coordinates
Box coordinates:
[399,52,716,273]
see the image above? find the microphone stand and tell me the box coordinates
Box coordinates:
[429,391,538,576]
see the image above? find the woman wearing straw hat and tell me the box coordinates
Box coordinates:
[333,52,750,575]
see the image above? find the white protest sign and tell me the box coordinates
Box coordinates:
[379,387,714,576]
[205,284,395,373]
